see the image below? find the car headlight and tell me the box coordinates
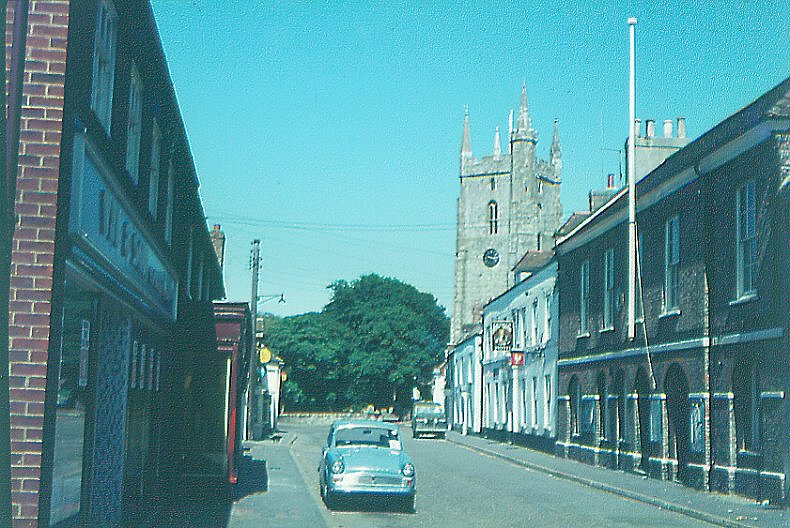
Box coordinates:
[401,463,415,477]
[330,459,345,474]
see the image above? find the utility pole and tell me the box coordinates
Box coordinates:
[1,3,30,524]
[246,239,261,439]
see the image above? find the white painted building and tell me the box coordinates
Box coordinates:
[449,334,483,434]
[481,253,558,450]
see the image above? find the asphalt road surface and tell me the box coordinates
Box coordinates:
[284,421,714,528]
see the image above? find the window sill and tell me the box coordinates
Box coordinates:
[659,309,681,319]
[599,326,615,334]
[729,292,758,306]
[576,332,591,339]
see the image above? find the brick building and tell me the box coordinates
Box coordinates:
[555,78,789,503]
[5,1,225,526]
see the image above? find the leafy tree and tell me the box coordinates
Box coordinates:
[265,274,449,412]
[325,274,449,410]
[265,312,351,411]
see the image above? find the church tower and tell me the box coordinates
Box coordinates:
[451,86,562,344]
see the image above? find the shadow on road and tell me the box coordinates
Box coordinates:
[328,495,416,515]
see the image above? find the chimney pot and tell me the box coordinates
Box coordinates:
[607,173,615,189]
[634,118,642,138]
[646,119,655,138]
[663,119,672,138]
[677,117,686,139]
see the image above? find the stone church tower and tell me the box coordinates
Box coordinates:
[451,86,563,344]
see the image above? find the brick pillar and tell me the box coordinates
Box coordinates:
[7,2,70,526]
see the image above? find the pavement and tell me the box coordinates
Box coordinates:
[445,430,786,528]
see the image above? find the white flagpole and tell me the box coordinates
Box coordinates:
[627,17,637,340]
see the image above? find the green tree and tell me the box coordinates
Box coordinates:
[325,274,449,411]
[265,312,351,411]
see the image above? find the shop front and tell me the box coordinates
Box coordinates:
[48,134,178,527]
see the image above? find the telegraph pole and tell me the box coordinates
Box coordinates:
[246,239,261,439]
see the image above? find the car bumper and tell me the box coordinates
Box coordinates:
[413,425,446,434]
[327,472,415,496]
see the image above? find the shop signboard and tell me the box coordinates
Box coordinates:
[491,320,513,352]
[69,135,178,320]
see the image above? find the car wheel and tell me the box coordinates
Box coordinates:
[438,432,446,439]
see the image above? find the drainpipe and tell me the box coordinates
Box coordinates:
[698,162,714,492]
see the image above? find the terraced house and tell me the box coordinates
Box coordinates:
[5,2,227,526]
[555,78,789,504]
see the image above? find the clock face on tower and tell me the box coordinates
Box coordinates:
[483,248,500,268]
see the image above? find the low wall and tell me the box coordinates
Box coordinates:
[280,412,399,425]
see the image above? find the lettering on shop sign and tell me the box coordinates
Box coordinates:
[70,137,177,320]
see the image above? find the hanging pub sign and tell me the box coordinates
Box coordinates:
[491,320,513,352]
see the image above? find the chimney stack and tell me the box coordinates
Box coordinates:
[634,118,642,138]
[663,119,673,138]
[210,224,226,268]
[607,173,615,189]
[677,117,686,139]
[645,119,655,138]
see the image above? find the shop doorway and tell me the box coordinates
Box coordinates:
[665,363,690,482]
[635,367,652,472]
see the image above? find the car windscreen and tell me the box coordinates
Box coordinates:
[334,426,399,448]
[414,404,443,417]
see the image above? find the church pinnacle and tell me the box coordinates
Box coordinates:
[516,83,531,132]
[550,118,561,159]
[493,126,501,158]
[461,105,472,163]
[512,84,537,143]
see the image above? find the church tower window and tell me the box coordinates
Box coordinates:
[488,201,499,235]
[490,178,496,191]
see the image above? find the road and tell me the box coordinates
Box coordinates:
[279,420,713,528]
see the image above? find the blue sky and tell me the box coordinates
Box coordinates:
[150,0,789,317]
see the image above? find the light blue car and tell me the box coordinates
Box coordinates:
[318,420,416,512]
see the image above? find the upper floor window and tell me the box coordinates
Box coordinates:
[90,1,118,132]
[185,226,194,299]
[664,215,680,312]
[148,120,161,218]
[543,294,551,343]
[531,300,538,345]
[579,260,590,334]
[603,247,615,329]
[164,160,175,245]
[736,180,756,298]
[512,309,523,349]
[488,201,498,235]
[125,65,143,183]
[489,177,496,191]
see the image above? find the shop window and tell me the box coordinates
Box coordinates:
[50,283,97,526]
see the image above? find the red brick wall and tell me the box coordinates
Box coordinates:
[7,2,70,526]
